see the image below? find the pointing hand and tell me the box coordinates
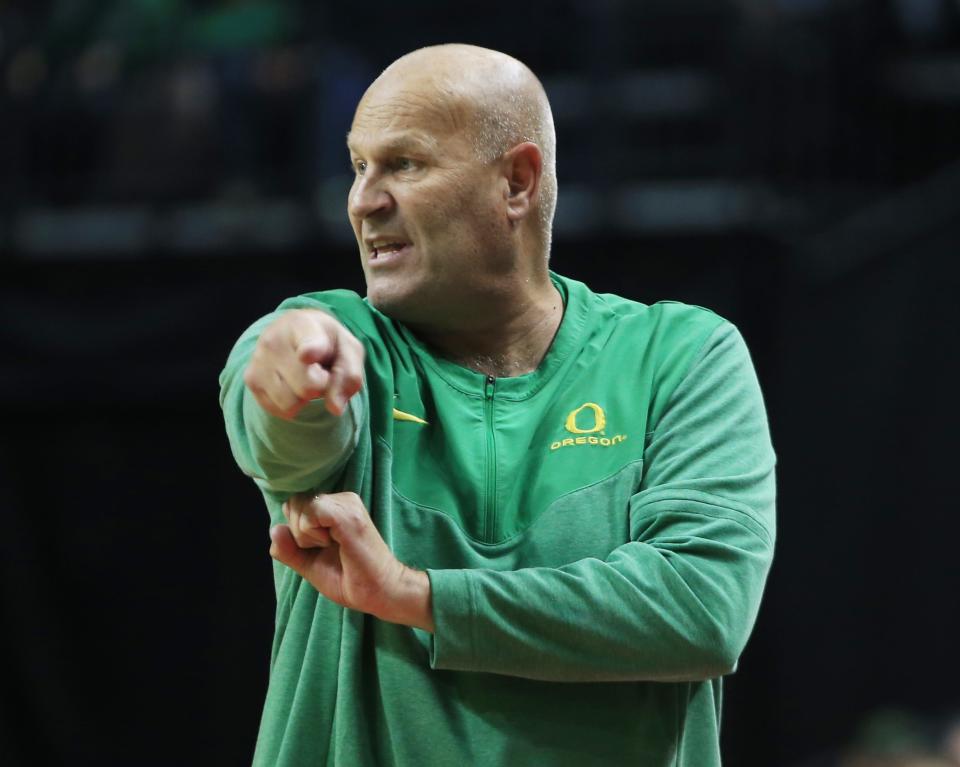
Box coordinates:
[243,309,365,419]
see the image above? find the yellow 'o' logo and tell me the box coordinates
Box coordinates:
[564,402,606,434]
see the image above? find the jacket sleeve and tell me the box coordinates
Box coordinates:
[426,321,776,682]
[218,301,365,500]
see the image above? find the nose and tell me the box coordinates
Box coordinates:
[348,174,394,220]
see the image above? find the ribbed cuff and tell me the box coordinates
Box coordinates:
[425,568,475,671]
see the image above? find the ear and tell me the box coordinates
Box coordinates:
[502,142,542,225]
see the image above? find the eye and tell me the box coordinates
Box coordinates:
[394,157,415,172]
[351,159,367,175]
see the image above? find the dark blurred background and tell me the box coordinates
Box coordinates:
[1,1,959,765]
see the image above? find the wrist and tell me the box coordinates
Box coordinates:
[382,565,435,633]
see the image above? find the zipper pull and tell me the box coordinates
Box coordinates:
[485,374,495,398]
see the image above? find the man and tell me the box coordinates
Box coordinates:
[220,44,776,766]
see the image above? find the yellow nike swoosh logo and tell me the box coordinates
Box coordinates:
[393,408,428,425]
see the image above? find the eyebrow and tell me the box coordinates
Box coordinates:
[345,131,438,155]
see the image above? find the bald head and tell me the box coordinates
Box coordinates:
[363,44,557,253]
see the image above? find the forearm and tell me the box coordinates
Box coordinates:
[239,389,360,493]
[427,501,773,682]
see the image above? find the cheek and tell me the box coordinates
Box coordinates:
[410,184,469,240]
[446,177,501,228]
[409,173,505,257]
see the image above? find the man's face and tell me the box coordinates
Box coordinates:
[346,74,511,328]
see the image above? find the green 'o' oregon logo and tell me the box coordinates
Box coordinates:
[564,403,606,434]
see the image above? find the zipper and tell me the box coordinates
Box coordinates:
[483,374,497,541]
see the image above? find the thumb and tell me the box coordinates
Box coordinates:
[269,524,309,574]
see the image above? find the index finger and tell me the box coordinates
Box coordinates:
[324,333,365,416]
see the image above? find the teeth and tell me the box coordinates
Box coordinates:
[371,241,406,256]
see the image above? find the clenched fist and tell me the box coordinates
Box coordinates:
[243,309,365,420]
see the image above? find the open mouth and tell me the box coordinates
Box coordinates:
[369,240,411,264]
[371,242,407,259]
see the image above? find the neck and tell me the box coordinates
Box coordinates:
[410,276,564,378]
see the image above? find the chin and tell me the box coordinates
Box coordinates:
[371,285,452,329]
[366,283,418,322]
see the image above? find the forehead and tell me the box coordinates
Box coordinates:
[346,128,439,156]
[347,76,469,154]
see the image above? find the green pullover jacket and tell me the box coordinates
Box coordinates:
[219,272,777,766]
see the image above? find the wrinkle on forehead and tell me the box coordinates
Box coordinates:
[352,75,467,142]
